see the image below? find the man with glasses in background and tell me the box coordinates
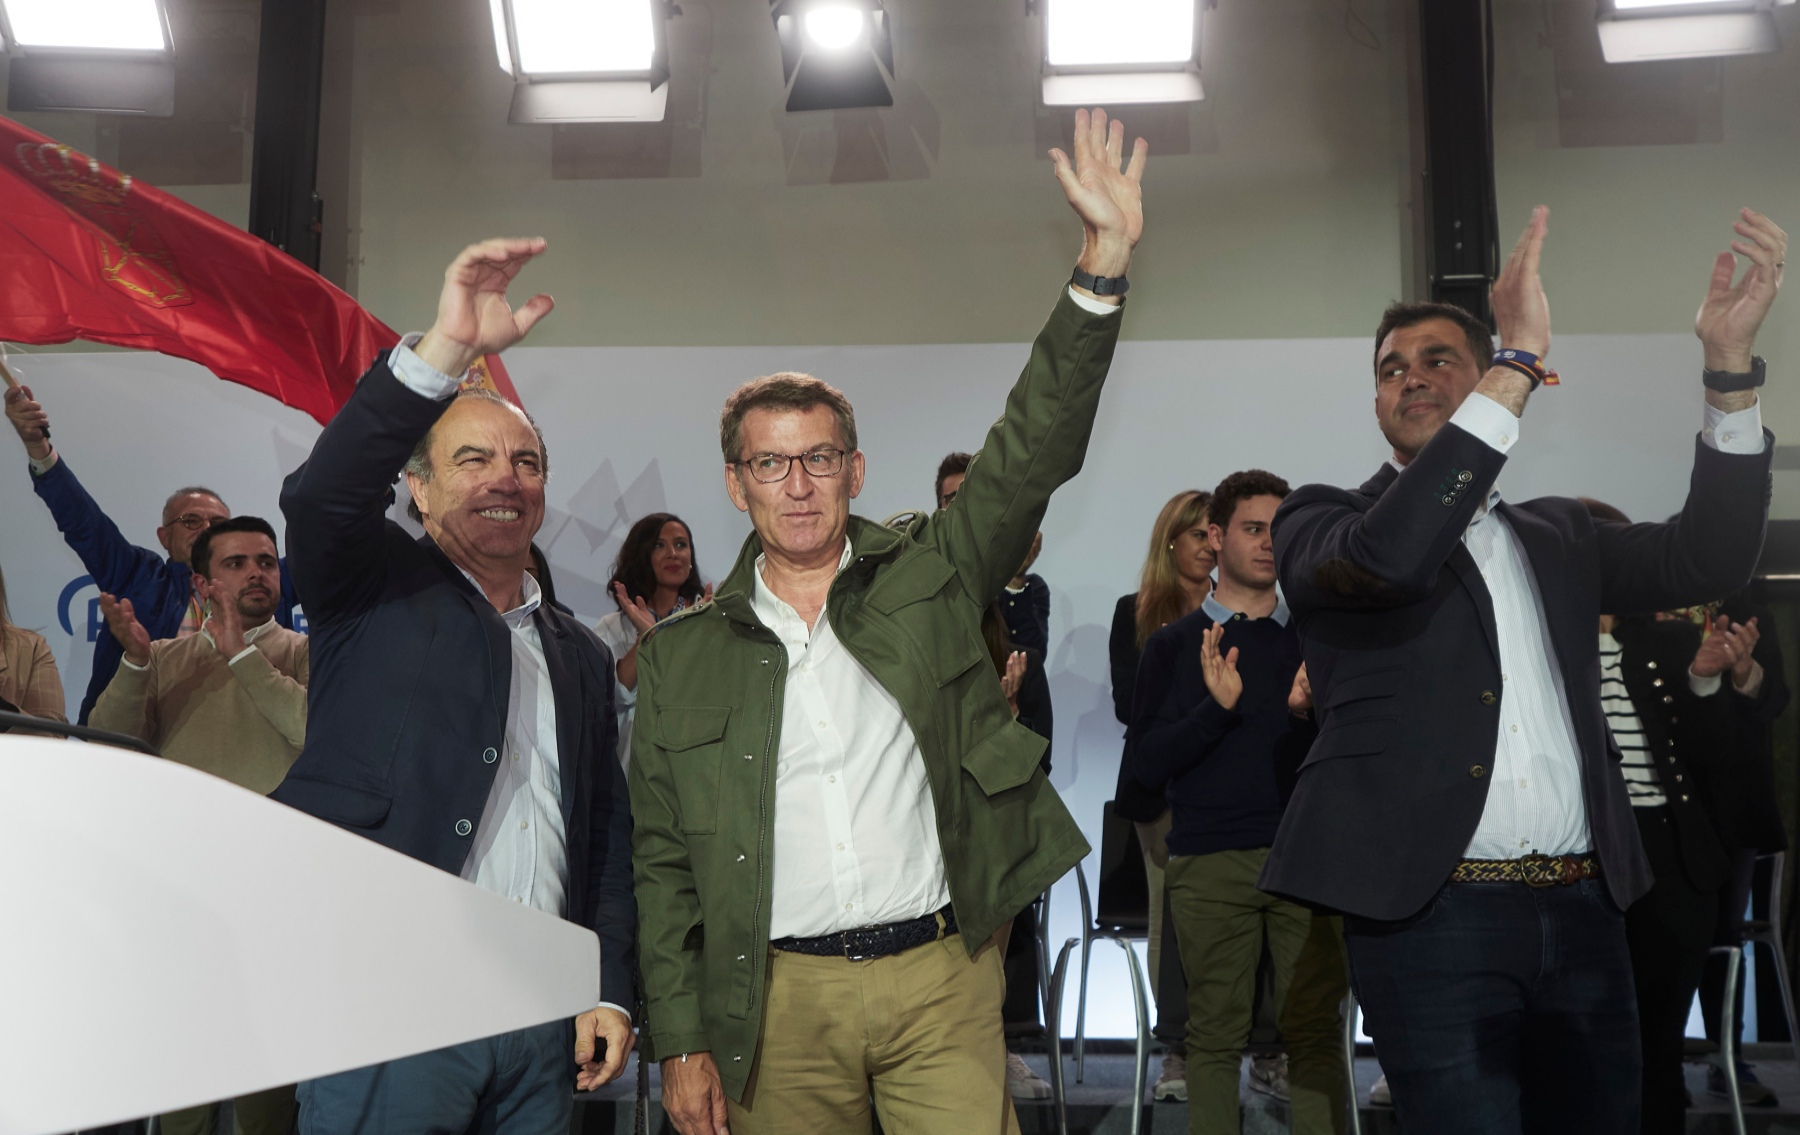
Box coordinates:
[4,382,300,723]
[630,107,1147,1135]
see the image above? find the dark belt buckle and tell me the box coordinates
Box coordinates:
[1519,854,1560,888]
[846,926,888,962]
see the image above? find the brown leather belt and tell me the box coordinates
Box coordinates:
[1450,853,1601,887]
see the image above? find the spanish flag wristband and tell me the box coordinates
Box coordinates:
[1492,348,1559,388]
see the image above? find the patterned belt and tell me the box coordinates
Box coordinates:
[771,906,958,961]
[1450,853,1602,887]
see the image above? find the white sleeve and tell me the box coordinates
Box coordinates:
[1700,399,1766,455]
[1447,392,1521,455]
[387,332,465,400]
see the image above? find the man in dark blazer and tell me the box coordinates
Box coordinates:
[1262,206,1785,1133]
[274,237,637,1132]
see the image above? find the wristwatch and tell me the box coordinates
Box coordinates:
[1702,356,1766,393]
[1070,266,1128,297]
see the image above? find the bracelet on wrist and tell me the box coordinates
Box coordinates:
[1702,355,1765,393]
[1492,348,1559,389]
[1070,265,1128,297]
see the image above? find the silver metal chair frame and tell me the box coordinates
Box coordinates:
[1050,862,1151,1135]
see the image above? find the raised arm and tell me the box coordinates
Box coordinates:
[280,238,555,623]
[931,109,1146,603]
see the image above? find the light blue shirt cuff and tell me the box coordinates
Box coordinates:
[1067,285,1122,317]
[596,1000,632,1025]
[388,333,465,401]
[1701,398,1765,455]
[1450,391,1521,455]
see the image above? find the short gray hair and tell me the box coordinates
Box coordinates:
[162,486,226,524]
[404,389,549,523]
[719,372,857,464]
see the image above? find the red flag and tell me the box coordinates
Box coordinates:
[0,115,517,424]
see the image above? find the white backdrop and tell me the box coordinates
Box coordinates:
[0,326,1712,1036]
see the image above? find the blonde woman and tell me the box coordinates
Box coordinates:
[1108,489,1213,1101]
[0,562,67,730]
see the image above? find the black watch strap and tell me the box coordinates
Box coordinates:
[1070,266,1128,297]
[1703,355,1766,392]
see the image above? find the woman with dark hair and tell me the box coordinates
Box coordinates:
[0,560,68,730]
[593,513,708,768]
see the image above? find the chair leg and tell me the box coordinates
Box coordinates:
[1037,920,1068,1135]
[1757,929,1800,1067]
[1074,932,1095,1082]
[1104,935,1153,1135]
[1717,946,1748,1135]
[1342,991,1363,1135]
[1049,937,1080,1135]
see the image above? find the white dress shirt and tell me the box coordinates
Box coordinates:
[592,610,638,772]
[392,338,627,1018]
[1405,390,1765,860]
[754,541,954,940]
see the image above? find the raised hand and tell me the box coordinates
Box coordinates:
[415,237,556,378]
[1000,650,1028,718]
[1049,108,1148,283]
[1199,623,1242,711]
[2,381,52,459]
[1697,208,1786,373]
[1490,206,1551,360]
[98,593,152,668]
[1287,662,1313,718]
[200,579,247,658]
[613,582,660,638]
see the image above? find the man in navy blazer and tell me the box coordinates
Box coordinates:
[275,237,636,1131]
[1264,207,1785,1133]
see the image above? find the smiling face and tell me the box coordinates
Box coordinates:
[1374,317,1487,463]
[724,403,864,566]
[650,520,694,592]
[1210,494,1281,592]
[1170,517,1217,588]
[405,396,546,576]
[196,531,280,625]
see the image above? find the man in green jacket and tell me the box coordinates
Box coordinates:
[630,107,1149,1135]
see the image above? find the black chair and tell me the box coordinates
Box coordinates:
[1050,801,1152,1135]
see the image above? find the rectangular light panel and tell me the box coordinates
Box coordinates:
[2,0,167,51]
[1598,11,1779,60]
[489,0,514,75]
[1614,0,1749,7]
[510,0,656,76]
[1047,0,1194,67]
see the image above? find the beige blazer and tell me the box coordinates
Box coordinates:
[0,626,68,728]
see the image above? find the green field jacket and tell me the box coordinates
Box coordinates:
[628,288,1120,1099]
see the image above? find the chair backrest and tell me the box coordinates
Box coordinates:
[1093,800,1151,935]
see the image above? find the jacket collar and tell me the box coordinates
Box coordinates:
[715,515,907,628]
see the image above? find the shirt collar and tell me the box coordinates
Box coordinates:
[752,539,854,627]
[1202,585,1291,627]
[455,565,543,628]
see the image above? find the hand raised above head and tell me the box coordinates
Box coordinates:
[1490,205,1551,360]
[3,381,51,454]
[1697,208,1786,373]
[1049,108,1148,283]
[415,237,556,378]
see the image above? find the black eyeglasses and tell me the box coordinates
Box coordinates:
[166,513,228,532]
[737,449,847,484]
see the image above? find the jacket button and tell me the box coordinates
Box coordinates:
[1647,661,1658,670]
[1480,691,1497,706]
[1458,470,1473,483]
[737,954,747,962]
[482,747,498,764]
[1670,717,1679,726]
[1662,695,1674,704]
[1651,678,1664,689]
[455,819,473,836]
[737,854,747,862]
[1442,495,1457,507]
[1681,794,1691,803]
[744,754,754,761]
[1470,765,1487,779]
[1674,774,1684,783]
[734,1054,743,1062]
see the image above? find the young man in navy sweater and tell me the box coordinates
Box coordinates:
[1132,469,1348,1134]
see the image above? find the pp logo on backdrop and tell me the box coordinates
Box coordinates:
[56,575,101,643]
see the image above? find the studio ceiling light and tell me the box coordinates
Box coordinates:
[1596,0,1796,62]
[771,0,896,112]
[489,0,673,124]
[0,0,176,115]
[1036,0,1207,107]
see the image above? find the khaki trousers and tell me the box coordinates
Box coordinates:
[160,1085,296,1135]
[728,932,1021,1135]
[1167,848,1348,1135]
[1135,811,1173,996]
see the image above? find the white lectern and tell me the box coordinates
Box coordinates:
[0,736,600,1135]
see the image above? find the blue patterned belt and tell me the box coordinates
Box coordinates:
[771,906,959,961]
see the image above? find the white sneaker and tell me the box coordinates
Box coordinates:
[1247,1054,1290,1103]
[1005,1051,1052,1100]
[1369,1073,1392,1106]
[1153,1053,1187,1102]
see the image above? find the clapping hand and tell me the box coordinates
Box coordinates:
[98,593,152,668]
[1490,206,1551,362]
[199,578,247,658]
[613,582,659,638]
[1287,662,1312,719]
[1199,623,1242,711]
[1000,650,1028,718]
[415,237,556,378]
[1691,615,1755,679]
[1697,208,1786,375]
[1049,109,1148,288]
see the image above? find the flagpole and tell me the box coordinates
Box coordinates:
[0,351,49,440]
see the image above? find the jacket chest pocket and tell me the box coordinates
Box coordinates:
[651,706,732,834]
[865,553,987,687]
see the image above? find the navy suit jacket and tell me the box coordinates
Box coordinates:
[1262,418,1772,921]
[273,359,637,1007]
